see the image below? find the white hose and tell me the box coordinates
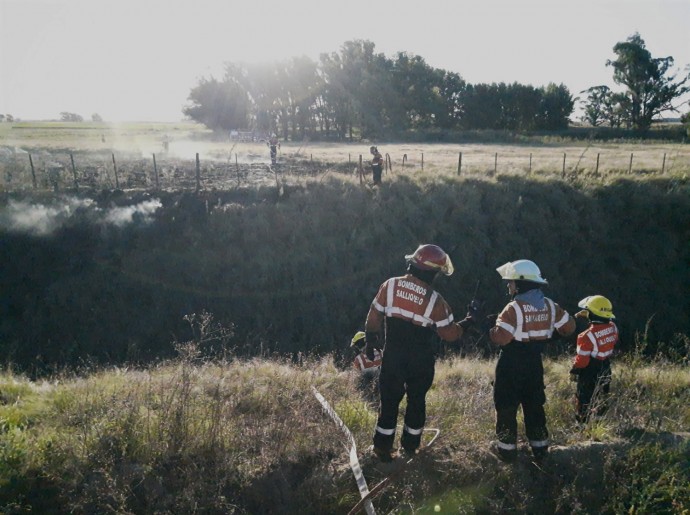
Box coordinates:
[312,386,376,515]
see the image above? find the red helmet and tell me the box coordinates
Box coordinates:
[405,244,454,276]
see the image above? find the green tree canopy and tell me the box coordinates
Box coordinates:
[606,33,690,131]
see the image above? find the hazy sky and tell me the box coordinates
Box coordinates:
[2,0,689,122]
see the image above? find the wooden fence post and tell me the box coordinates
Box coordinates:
[562,153,566,178]
[628,153,634,174]
[457,152,462,175]
[111,153,120,189]
[385,153,392,174]
[70,153,79,191]
[595,153,600,174]
[29,153,37,189]
[195,153,201,193]
[235,153,240,186]
[661,153,666,174]
[402,154,407,169]
[153,153,159,189]
[421,153,424,171]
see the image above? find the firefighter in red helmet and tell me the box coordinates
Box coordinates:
[364,244,478,462]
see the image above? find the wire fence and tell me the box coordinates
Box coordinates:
[1,145,688,193]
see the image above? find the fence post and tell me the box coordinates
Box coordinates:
[628,153,633,174]
[661,153,666,174]
[70,153,79,191]
[111,153,120,189]
[195,153,201,193]
[562,153,566,178]
[595,153,600,174]
[402,154,407,169]
[28,153,37,189]
[494,153,497,174]
[529,153,532,174]
[457,152,462,176]
[421,153,424,171]
[153,153,159,189]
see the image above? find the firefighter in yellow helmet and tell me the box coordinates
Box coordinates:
[570,295,619,423]
[364,244,479,462]
[351,330,382,400]
[487,259,575,462]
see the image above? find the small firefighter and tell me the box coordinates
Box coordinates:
[351,330,382,399]
[370,146,384,185]
[364,244,478,462]
[488,259,575,462]
[570,295,618,423]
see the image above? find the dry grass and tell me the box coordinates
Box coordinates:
[1,349,688,513]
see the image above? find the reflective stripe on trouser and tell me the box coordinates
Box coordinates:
[374,349,434,452]
[494,351,548,446]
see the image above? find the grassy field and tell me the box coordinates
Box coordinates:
[0,349,688,513]
[1,122,689,190]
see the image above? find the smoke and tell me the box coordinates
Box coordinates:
[104,199,162,227]
[0,197,162,236]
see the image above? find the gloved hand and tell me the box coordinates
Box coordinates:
[365,332,379,361]
[574,309,589,320]
[480,313,498,333]
[569,367,581,382]
[465,299,484,323]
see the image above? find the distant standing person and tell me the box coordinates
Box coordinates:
[488,259,575,462]
[569,295,618,423]
[364,244,478,462]
[268,133,281,165]
[370,146,383,185]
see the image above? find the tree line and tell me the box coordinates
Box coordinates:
[184,35,690,140]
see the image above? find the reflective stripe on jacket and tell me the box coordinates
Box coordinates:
[365,274,461,343]
[353,350,383,372]
[490,297,574,345]
[573,322,618,368]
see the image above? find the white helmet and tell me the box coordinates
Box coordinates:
[496,259,548,285]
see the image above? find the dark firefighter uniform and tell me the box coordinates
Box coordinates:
[370,146,384,185]
[365,271,466,457]
[570,295,618,423]
[489,260,575,461]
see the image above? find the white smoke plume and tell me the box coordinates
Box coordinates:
[0,197,162,236]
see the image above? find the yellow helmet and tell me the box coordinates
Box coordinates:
[578,295,615,319]
[351,331,366,349]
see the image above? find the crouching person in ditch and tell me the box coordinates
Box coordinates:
[350,331,382,402]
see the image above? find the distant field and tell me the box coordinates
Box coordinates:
[1,122,689,190]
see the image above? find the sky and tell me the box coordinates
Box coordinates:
[1,0,689,122]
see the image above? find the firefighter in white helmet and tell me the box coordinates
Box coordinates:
[364,244,478,462]
[487,259,575,462]
[570,295,619,423]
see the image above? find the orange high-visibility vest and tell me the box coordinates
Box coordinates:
[573,322,618,368]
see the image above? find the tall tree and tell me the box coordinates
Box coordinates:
[606,33,690,131]
[183,77,249,131]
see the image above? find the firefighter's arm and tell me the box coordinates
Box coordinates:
[555,305,576,336]
[364,286,386,358]
[489,305,516,346]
